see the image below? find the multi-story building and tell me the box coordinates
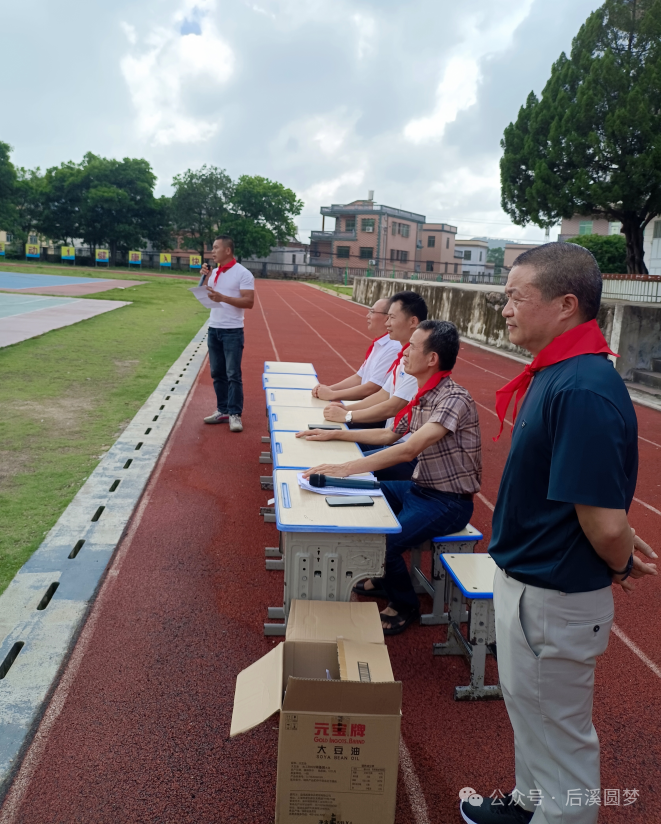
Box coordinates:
[419,223,458,276]
[558,215,622,242]
[503,242,540,271]
[310,196,426,273]
[453,238,490,277]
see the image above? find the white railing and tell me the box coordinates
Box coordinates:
[602,275,661,303]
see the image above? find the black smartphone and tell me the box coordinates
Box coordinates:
[308,423,343,430]
[325,496,374,507]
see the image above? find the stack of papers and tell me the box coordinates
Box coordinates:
[297,472,384,497]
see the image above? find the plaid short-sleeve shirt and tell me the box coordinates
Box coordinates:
[393,376,482,494]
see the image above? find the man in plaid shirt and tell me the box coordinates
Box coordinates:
[298,319,482,635]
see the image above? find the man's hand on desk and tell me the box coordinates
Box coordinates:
[302,461,360,479]
[295,429,338,441]
[313,385,336,401]
[324,405,348,422]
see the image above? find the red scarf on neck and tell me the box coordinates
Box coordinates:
[494,319,617,441]
[362,334,384,366]
[211,257,237,287]
[386,343,410,387]
[393,371,452,435]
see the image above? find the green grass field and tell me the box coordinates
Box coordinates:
[311,281,353,296]
[0,265,207,595]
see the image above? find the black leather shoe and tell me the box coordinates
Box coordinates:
[460,793,534,823]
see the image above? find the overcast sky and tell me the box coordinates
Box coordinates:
[2,0,602,243]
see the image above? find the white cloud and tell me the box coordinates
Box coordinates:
[120,21,137,45]
[404,0,535,144]
[352,13,376,60]
[120,1,234,146]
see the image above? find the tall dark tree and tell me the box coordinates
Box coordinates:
[42,154,169,263]
[500,0,661,273]
[14,168,45,243]
[225,175,303,259]
[171,165,233,259]
[0,141,17,234]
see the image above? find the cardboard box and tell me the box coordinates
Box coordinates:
[231,600,402,824]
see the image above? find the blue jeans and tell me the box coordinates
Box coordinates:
[361,446,418,482]
[381,481,473,612]
[207,327,245,415]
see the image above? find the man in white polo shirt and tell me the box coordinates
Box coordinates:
[200,235,254,432]
[311,297,400,411]
[323,290,426,480]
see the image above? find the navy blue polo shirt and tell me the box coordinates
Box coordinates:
[489,353,638,593]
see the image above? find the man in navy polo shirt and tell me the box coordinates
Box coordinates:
[462,242,657,824]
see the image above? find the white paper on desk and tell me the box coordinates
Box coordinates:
[189,286,216,309]
[297,472,384,497]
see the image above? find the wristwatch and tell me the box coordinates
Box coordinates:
[610,554,634,581]
[345,411,353,423]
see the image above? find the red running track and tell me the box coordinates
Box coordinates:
[2,281,660,824]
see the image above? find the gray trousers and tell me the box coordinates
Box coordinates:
[493,568,614,824]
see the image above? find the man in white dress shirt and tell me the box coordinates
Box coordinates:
[311,298,401,416]
[323,290,427,479]
[200,236,255,432]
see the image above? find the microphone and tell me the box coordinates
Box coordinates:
[309,474,381,490]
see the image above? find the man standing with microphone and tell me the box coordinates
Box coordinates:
[200,236,254,432]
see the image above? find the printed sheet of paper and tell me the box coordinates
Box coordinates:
[189,286,216,309]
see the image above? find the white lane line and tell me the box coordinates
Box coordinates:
[0,377,198,824]
[255,289,280,361]
[477,492,495,512]
[639,435,661,449]
[456,354,511,381]
[271,288,358,371]
[293,288,372,341]
[611,624,661,679]
[399,739,431,824]
[633,497,661,518]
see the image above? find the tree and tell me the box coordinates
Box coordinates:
[171,165,233,259]
[0,141,17,234]
[226,175,303,259]
[14,168,45,243]
[500,0,661,273]
[42,153,171,263]
[487,246,505,272]
[566,234,628,272]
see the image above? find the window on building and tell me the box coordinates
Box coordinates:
[463,250,472,261]
[654,221,661,239]
[292,254,296,264]
[609,221,622,235]
[391,222,397,236]
[479,251,483,261]
[401,224,410,238]
[446,237,450,249]
[427,235,435,248]
[426,261,434,272]
[345,217,356,232]
[401,250,408,262]
[361,218,375,233]
[5,233,13,242]
[337,246,350,259]
[359,247,373,259]
[29,234,38,244]
[579,221,593,235]
[454,263,459,274]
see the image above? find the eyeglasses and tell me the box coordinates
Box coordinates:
[368,309,388,315]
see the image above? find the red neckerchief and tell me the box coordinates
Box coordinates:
[393,371,452,435]
[386,343,410,387]
[494,319,617,441]
[211,258,237,287]
[362,334,386,367]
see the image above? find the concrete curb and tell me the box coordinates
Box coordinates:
[0,321,210,794]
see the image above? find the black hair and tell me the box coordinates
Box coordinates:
[512,242,602,321]
[215,235,235,255]
[388,290,428,322]
[417,319,460,371]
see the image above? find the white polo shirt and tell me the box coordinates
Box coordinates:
[383,361,418,440]
[356,334,402,387]
[208,261,255,329]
